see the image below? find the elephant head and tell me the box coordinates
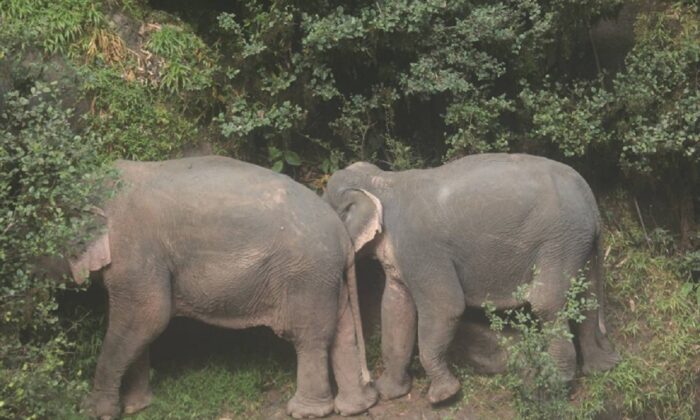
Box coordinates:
[324,162,388,253]
[68,208,111,284]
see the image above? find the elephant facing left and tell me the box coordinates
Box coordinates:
[66,156,377,419]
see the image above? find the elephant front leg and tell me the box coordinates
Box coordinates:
[376,278,417,400]
[122,349,154,415]
[287,347,334,418]
[84,273,172,419]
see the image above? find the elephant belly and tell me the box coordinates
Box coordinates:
[170,255,284,335]
[455,247,539,309]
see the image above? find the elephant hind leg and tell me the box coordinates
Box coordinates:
[577,310,621,374]
[85,270,172,419]
[528,266,577,382]
[577,243,620,374]
[284,275,337,418]
[332,282,378,415]
[286,347,334,419]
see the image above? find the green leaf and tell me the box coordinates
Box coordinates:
[268,146,283,160]
[284,151,301,166]
[271,160,284,172]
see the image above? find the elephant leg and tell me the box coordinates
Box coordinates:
[331,285,378,415]
[529,266,577,382]
[578,306,620,374]
[411,264,466,404]
[375,277,417,400]
[85,272,171,419]
[577,251,620,374]
[287,346,334,419]
[285,277,337,419]
[122,349,153,415]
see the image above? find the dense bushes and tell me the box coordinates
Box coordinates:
[0,83,110,418]
[0,0,697,417]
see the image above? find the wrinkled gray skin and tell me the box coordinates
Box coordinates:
[72,156,377,419]
[323,154,620,404]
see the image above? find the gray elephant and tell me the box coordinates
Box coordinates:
[323,153,620,404]
[69,156,377,419]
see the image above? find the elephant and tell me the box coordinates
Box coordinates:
[68,156,378,419]
[322,153,621,404]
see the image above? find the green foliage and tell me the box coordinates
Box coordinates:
[521,3,699,179]
[80,66,195,160]
[133,361,265,419]
[483,273,598,419]
[146,24,219,100]
[570,199,700,418]
[0,0,103,55]
[616,5,699,175]
[267,146,301,173]
[521,80,614,157]
[0,82,110,418]
[1,0,697,418]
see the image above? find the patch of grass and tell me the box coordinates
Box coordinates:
[135,359,264,419]
[145,24,220,103]
[455,365,512,418]
[569,221,699,419]
[0,0,103,55]
[80,66,196,160]
[132,325,295,420]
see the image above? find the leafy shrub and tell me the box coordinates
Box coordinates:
[145,24,220,105]
[210,0,624,172]
[80,66,196,161]
[483,273,598,419]
[0,0,103,55]
[0,82,110,418]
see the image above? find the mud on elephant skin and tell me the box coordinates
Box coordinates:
[323,153,621,404]
[69,156,377,419]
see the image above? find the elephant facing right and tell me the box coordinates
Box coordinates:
[323,153,621,404]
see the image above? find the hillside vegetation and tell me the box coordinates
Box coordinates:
[0,1,698,418]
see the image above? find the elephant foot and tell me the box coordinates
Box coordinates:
[427,374,460,404]
[581,347,621,375]
[123,389,154,415]
[334,383,378,416]
[376,371,412,400]
[286,394,334,419]
[82,392,121,420]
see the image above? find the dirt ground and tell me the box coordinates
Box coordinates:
[249,382,515,420]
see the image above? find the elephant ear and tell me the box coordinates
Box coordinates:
[68,231,111,284]
[342,189,383,252]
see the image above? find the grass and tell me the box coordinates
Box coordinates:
[130,323,295,419]
[135,357,279,419]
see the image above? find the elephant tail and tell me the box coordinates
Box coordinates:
[590,229,608,337]
[346,254,371,384]
[579,226,620,373]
